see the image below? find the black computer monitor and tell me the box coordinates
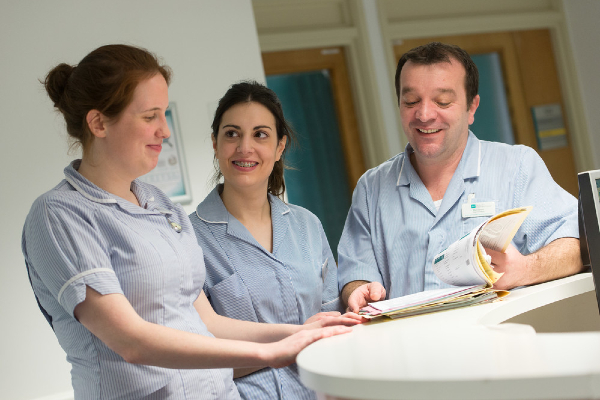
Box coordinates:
[578,170,600,313]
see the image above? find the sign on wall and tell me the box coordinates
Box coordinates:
[138,102,192,204]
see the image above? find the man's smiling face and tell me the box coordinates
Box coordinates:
[399,58,479,167]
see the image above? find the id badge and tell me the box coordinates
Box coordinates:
[462,201,495,218]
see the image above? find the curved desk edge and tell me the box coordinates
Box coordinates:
[478,273,595,326]
[298,273,600,400]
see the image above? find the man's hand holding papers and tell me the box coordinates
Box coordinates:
[359,207,532,319]
[345,282,386,313]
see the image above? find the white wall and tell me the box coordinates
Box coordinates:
[0,1,265,399]
[563,0,600,170]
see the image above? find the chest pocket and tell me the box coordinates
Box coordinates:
[206,272,258,322]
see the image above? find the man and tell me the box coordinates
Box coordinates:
[338,42,583,312]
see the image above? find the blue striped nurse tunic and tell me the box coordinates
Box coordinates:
[190,186,342,400]
[22,160,240,400]
[338,132,579,299]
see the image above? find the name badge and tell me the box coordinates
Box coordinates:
[462,201,495,218]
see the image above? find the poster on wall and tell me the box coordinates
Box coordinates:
[531,103,568,151]
[138,102,192,204]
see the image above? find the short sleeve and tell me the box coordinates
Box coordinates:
[337,174,384,292]
[23,196,123,317]
[512,147,579,253]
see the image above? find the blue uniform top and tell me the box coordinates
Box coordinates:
[190,186,342,400]
[22,161,240,400]
[338,132,579,299]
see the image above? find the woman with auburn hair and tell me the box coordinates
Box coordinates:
[189,81,350,399]
[22,45,359,399]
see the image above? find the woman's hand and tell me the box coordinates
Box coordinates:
[264,325,353,369]
[303,311,364,328]
[304,311,341,325]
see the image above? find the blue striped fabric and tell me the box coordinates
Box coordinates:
[22,160,240,400]
[190,186,342,400]
[338,132,579,299]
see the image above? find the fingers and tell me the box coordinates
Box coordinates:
[347,282,387,313]
[341,311,365,322]
[347,283,367,312]
[303,311,342,325]
[318,325,353,339]
[340,312,368,324]
[268,326,353,369]
[492,281,508,290]
[347,294,366,313]
[484,247,502,258]
[315,311,341,317]
[335,314,362,326]
[296,326,353,351]
[367,282,386,302]
[314,314,363,328]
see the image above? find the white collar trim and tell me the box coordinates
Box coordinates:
[195,210,227,224]
[65,177,117,204]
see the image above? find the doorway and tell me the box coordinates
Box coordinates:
[262,47,366,258]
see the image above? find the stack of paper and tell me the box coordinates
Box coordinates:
[359,206,531,320]
[359,285,505,319]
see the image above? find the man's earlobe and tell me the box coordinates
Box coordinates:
[468,95,480,125]
[86,110,107,138]
[470,95,480,113]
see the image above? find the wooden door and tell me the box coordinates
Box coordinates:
[393,29,578,196]
[262,47,366,190]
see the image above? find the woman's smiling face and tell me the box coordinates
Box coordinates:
[94,73,171,181]
[213,101,286,193]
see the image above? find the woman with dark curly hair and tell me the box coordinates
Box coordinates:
[189,81,351,399]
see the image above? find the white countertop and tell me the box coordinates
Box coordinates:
[298,273,600,400]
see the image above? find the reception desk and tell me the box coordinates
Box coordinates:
[298,273,600,400]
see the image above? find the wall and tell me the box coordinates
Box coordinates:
[378,0,595,173]
[253,0,404,169]
[563,0,600,170]
[0,1,265,399]
[253,0,599,172]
